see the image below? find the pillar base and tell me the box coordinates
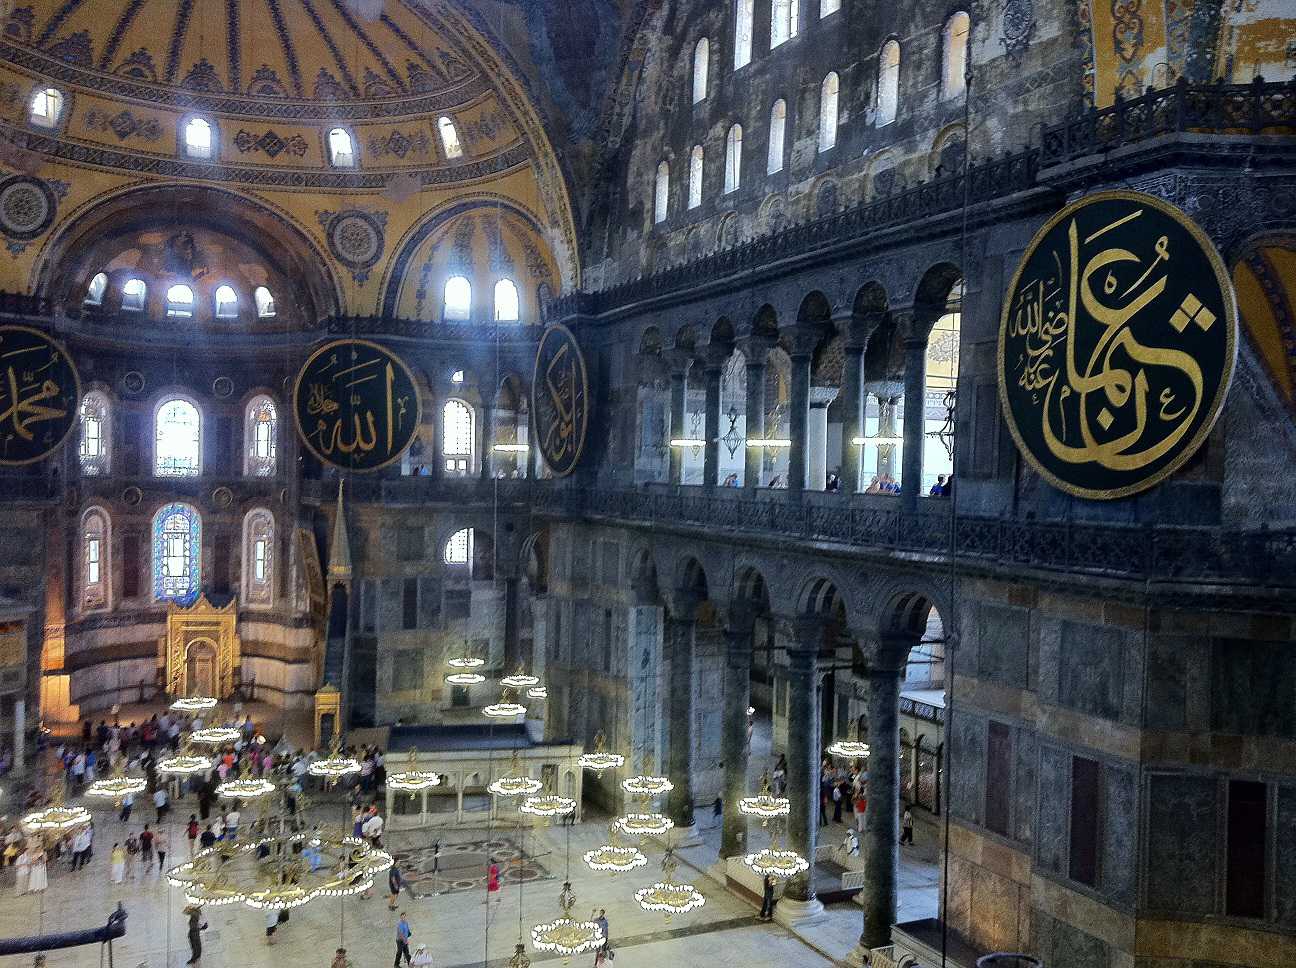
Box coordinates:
[774,895,826,930]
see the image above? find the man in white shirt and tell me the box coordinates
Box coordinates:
[362,811,384,847]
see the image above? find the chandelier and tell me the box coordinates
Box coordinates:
[634,851,704,921]
[170,696,217,713]
[826,739,870,759]
[190,725,241,745]
[489,774,543,797]
[216,775,276,800]
[622,774,672,798]
[737,773,790,821]
[22,784,91,833]
[447,653,485,670]
[86,766,147,801]
[387,749,441,794]
[500,666,540,690]
[743,847,809,879]
[309,737,361,781]
[577,732,624,777]
[529,881,605,959]
[446,672,485,685]
[527,686,547,699]
[519,794,576,819]
[483,687,527,719]
[507,943,531,968]
[583,842,647,873]
[613,812,674,838]
[158,741,214,776]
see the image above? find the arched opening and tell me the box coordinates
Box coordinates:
[244,395,278,477]
[81,507,110,611]
[437,116,463,159]
[692,38,709,104]
[654,161,670,224]
[155,398,202,477]
[819,73,840,152]
[214,284,238,319]
[153,502,201,602]
[328,127,356,167]
[493,278,520,322]
[942,12,971,101]
[443,276,472,322]
[689,146,704,209]
[443,398,474,475]
[79,390,110,476]
[724,124,743,194]
[877,40,900,126]
[768,99,787,174]
[242,508,275,608]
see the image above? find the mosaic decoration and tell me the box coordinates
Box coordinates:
[318,208,386,284]
[367,129,431,159]
[1000,0,1035,64]
[532,323,589,477]
[0,174,67,254]
[998,190,1237,500]
[152,502,202,603]
[293,338,420,472]
[84,108,162,142]
[234,128,308,158]
[0,325,81,466]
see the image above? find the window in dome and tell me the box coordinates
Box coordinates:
[443,399,473,475]
[688,146,704,209]
[877,40,900,126]
[444,276,471,321]
[121,278,147,312]
[734,0,754,69]
[821,0,840,16]
[692,39,709,104]
[254,286,276,318]
[242,508,274,606]
[85,272,108,307]
[79,391,110,476]
[819,72,840,152]
[724,125,743,194]
[184,117,213,159]
[438,116,464,159]
[214,285,238,319]
[155,398,202,477]
[82,508,110,610]
[244,395,277,477]
[942,13,971,101]
[328,127,356,167]
[494,279,520,322]
[767,99,787,174]
[771,0,798,48]
[444,527,473,565]
[153,503,201,602]
[654,161,670,224]
[29,87,64,128]
[451,369,465,384]
[166,284,195,318]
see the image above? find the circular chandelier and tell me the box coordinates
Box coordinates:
[22,801,91,833]
[744,847,809,879]
[578,732,624,777]
[826,740,871,759]
[500,668,540,689]
[216,776,276,800]
[190,726,241,745]
[158,748,214,776]
[446,672,485,685]
[387,750,441,794]
[634,881,705,918]
[309,738,361,781]
[171,696,217,713]
[622,774,672,798]
[447,655,485,670]
[613,813,674,838]
[483,701,527,719]
[738,773,790,820]
[530,882,604,959]
[519,794,576,819]
[86,771,147,801]
[583,843,647,873]
[488,775,543,798]
[527,686,547,699]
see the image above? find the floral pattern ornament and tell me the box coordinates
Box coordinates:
[0,174,68,255]
[317,208,387,284]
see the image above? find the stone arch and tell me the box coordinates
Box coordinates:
[796,290,833,328]
[519,529,549,595]
[912,261,964,329]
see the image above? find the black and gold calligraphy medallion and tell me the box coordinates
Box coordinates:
[293,339,421,472]
[998,190,1237,500]
[0,325,80,466]
[531,323,589,477]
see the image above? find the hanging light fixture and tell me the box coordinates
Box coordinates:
[613,812,674,838]
[737,772,790,820]
[507,943,531,968]
[488,751,543,797]
[387,749,441,794]
[527,686,547,699]
[622,774,673,798]
[216,774,276,800]
[85,765,147,801]
[634,851,704,920]
[483,686,527,719]
[500,667,541,690]
[577,732,625,777]
[743,846,809,879]
[170,696,217,713]
[22,784,91,834]
[158,741,214,777]
[519,794,576,819]
[583,842,647,873]
[826,739,870,759]
[447,652,485,670]
[446,671,485,685]
[529,881,605,959]
[190,725,241,745]
[309,736,362,781]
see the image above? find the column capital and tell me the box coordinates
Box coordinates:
[663,349,693,377]
[699,344,731,372]
[783,323,827,359]
[737,333,776,360]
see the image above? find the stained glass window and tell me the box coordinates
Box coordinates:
[443,399,473,475]
[153,503,201,602]
[155,398,201,476]
[244,396,277,476]
[79,391,110,476]
[243,508,274,606]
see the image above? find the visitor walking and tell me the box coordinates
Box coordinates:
[187,816,200,857]
[900,807,914,845]
[110,842,125,884]
[154,827,169,872]
[14,843,30,895]
[394,912,413,968]
[71,824,93,871]
[593,909,610,966]
[388,863,406,910]
[185,904,206,964]
[154,785,169,823]
[119,791,134,823]
[27,847,47,896]
[486,857,500,904]
[759,873,776,921]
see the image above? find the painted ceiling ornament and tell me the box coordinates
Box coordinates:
[0,175,66,254]
[999,0,1036,65]
[0,325,80,466]
[531,324,589,477]
[998,190,1238,500]
[317,209,387,284]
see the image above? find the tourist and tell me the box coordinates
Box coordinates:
[225,806,241,841]
[140,824,154,869]
[71,823,93,871]
[119,790,134,823]
[28,847,47,896]
[722,472,739,487]
[185,904,206,964]
[394,912,413,967]
[758,873,775,921]
[826,472,841,492]
[265,905,281,945]
[15,842,30,895]
[363,807,384,848]
[187,815,200,857]
[900,806,914,845]
[388,862,405,910]
[854,789,868,834]
[110,842,125,884]
[154,784,169,823]
[124,833,139,879]
[71,749,86,789]
[199,824,216,851]
[486,857,500,904]
[843,827,859,856]
[772,753,787,795]
[593,909,610,966]
[85,747,97,784]
[154,827,169,872]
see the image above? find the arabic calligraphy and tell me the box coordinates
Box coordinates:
[0,325,80,466]
[998,190,1236,499]
[532,324,589,477]
[292,339,420,472]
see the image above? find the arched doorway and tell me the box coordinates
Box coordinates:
[185,638,218,698]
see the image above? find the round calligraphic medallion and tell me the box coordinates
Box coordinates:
[998,190,1237,500]
[292,339,421,472]
[0,325,81,466]
[531,323,589,477]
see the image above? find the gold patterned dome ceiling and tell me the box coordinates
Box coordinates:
[1,0,490,111]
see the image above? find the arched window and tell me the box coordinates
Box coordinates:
[654,161,670,224]
[153,503,201,602]
[734,0,754,69]
[724,124,743,194]
[692,39,709,104]
[444,527,473,565]
[166,284,194,318]
[328,127,355,167]
[877,40,900,126]
[942,12,971,100]
[254,286,276,318]
[84,272,108,307]
[242,509,275,606]
[443,399,473,475]
[155,398,202,477]
[770,0,798,48]
[767,99,787,174]
[79,391,110,476]
[688,145,704,209]
[29,87,63,128]
[437,116,463,159]
[451,369,465,385]
[820,0,840,16]
[443,276,471,321]
[184,116,213,159]
[819,72,840,152]
[121,278,147,312]
[82,508,109,610]
[244,395,277,476]
[214,285,238,319]
[494,279,520,322]
[923,287,961,493]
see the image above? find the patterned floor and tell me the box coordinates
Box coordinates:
[389,835,554,896]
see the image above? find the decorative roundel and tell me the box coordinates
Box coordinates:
[122,486,142,507]
[121,371,146,395]
[531,323,589,478]
[0,326,80,465]
[327,211,384,273]
[0,176,55,241]
[211,487,234,509]
[212,376,234,398]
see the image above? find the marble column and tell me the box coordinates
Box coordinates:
[502,576,520,669]
[669,369,687,485]
[479,401,495,480]
[839,343,866,494]
[720,620,754,859]
[778,622,826,927]
[901,337,927,512]
[859,641,908,952]
[807,387,839,491]
[787,350,812,496]
[743,356,766,489]
[703,364,723,488]
[429,389,445,481]
[665,612,697,831]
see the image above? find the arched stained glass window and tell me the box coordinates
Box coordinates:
[692,39,709,104]
[328,127,355,167]
[444,527,473,565]
[166,284,194,318]
[767,100,787,174]
[155,398,202,477]
[942,13,971,100]
[734,0,754,69]
[878,40,901,126]
[153,503,201,602]
[438,116,463,159]
[688,145,704,209]
[254,286,276,318]
[819,72,840,152]
[724,125,743,194]
[443,399,473,475]
[79,391,110,476]
[215,285,238,318]
[494,279,520,321]
[82,507,109,609]
[85,272,108,307]
[122,278,146,312]
[654,161,670,224]
[444,276,471,321]
[242,508,274,606]
[244,395,277,476]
